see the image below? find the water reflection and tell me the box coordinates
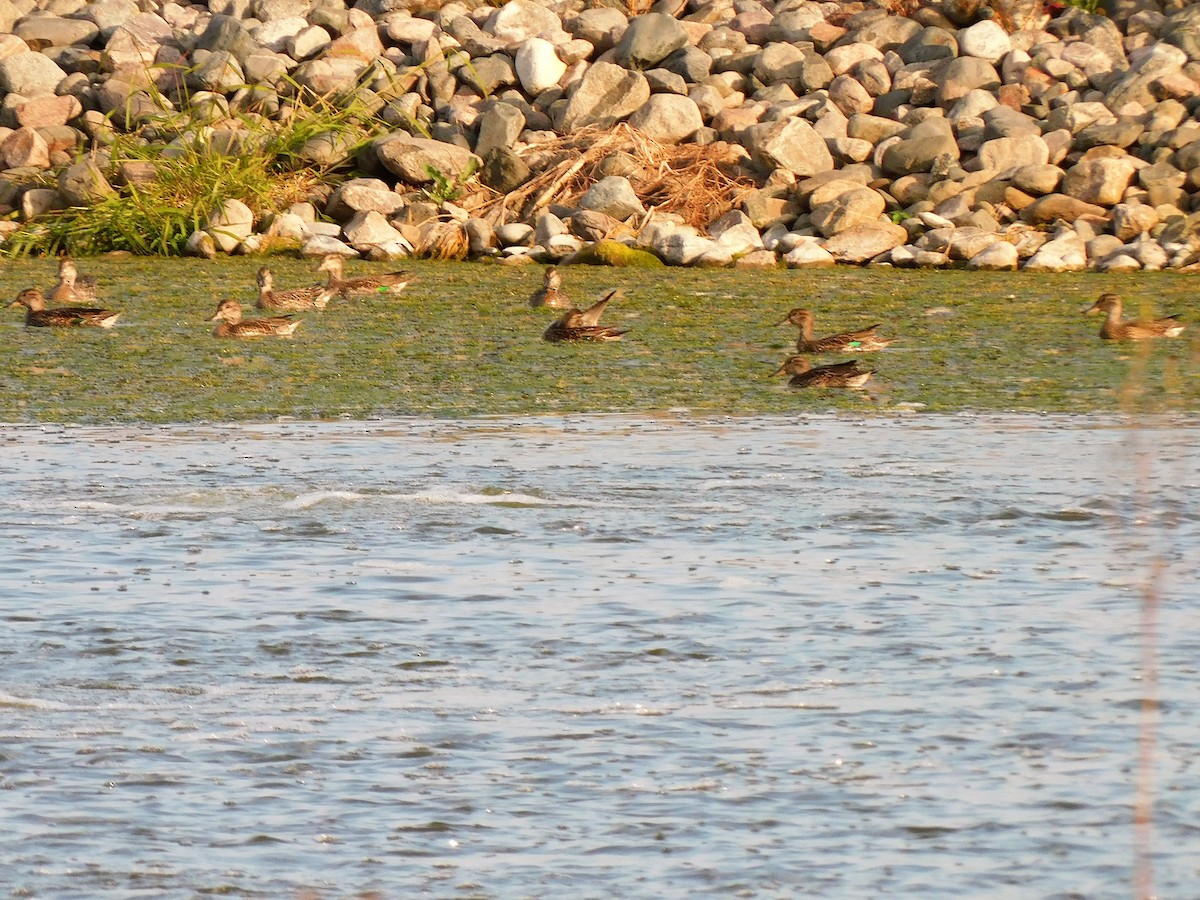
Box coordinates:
[1,415,1196,897]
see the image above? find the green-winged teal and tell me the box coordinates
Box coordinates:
[1084,293,1185,341]
[9,287,120,328]
[47,256,100,305]
[317,255,414,299]
[256,266,334,311]
[771,355,874,389]
[209,298,301,337]
[776,308,890,353]
[542,289,628,342]
[529,266,571,309]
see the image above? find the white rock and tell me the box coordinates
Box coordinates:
[968,241,1018,270]
[343,209,405,248]
[1095,253,1141,273]
[783,238,836,268]
[205,199,254,253]
[1022,233,1087,272]
[958,20,1011,63]
[515,38,566,95]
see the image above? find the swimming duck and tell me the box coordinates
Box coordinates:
[771,356,874,389]
[9,287,120,328]
[529,266,572,309]
[47,256,100,305]
[542,290,628,343]
[256,266,335,311]
[1084,293,1185,341]
[208,298,301,337]
[316,255,414,299]
[776,308,890,353]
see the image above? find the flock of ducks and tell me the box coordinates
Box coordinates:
[7,257,1190,390]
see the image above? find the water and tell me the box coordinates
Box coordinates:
[2,414,1197,898]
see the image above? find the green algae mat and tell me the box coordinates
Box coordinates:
[2,256,1196,423]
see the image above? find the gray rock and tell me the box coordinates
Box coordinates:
[850,15,922,53]
[570,209,626,242]
[881,120,959,176]
[325,178,404,222]
[185,230,217,258]
[566,7,627,54]
[558,63,650,133]
[744,118,834,178]
[57,160,116,206]
[1061,154,1139,206]
[0,53,68,98]
[1111,202,1159,241]
[958,20,1011,62]
[822,221,908,263]
[847,113,906,145]
[14,15,99,48]
[1074,117,1145,151]
[484,0,563,43]
[810,187,886,237]
[205,199,254,254]
[1020,193,1107,225]
[976,135,1050,174]
[20,188,63,220]
[897,26,958,64]
[1010,163,1063,195]
[659,46,712,84]
[753,42,808,86]
[496,222,534,247]
[967,240,1018,270]
[615,13,689,70]
[578,176,645,221]
[628,94,703,144]
[828,75,873,117]
[465,217,497,256]
[982,106,1042,140]
[1107,42,1187,108]
[936,57,1000,107]
[375,134,481,187]
[343,210,405,249]
[475,102,525,159]
[480,147,531,193]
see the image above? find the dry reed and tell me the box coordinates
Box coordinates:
[476,123,759,231]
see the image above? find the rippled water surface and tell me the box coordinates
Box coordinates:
[2,414,1197,898]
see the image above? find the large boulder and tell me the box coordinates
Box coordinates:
[628,95,703,144]
[614,13,689,69]
[375,134,481,186]
[558,62,650,132]
[744,118,834,178]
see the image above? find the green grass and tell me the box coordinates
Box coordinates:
[1,258,1196,423]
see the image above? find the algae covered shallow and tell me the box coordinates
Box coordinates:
[1,257,1196,423]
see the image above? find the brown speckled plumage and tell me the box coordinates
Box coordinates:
[9,287,120,328]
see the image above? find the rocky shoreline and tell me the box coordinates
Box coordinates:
[1,0,1199,273]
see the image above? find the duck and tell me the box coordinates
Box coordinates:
[1084,293,1185,341]
[256,266,335,311]
[529,266,572,309]
[542,290,628,342]
[316,255,414,300]
[771,355,874,389]
[47,256,100,305]
[9,287,120,328]
[776,307,890,353]
[208,297,301,337]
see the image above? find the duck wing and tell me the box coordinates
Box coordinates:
[577,290,620,326]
